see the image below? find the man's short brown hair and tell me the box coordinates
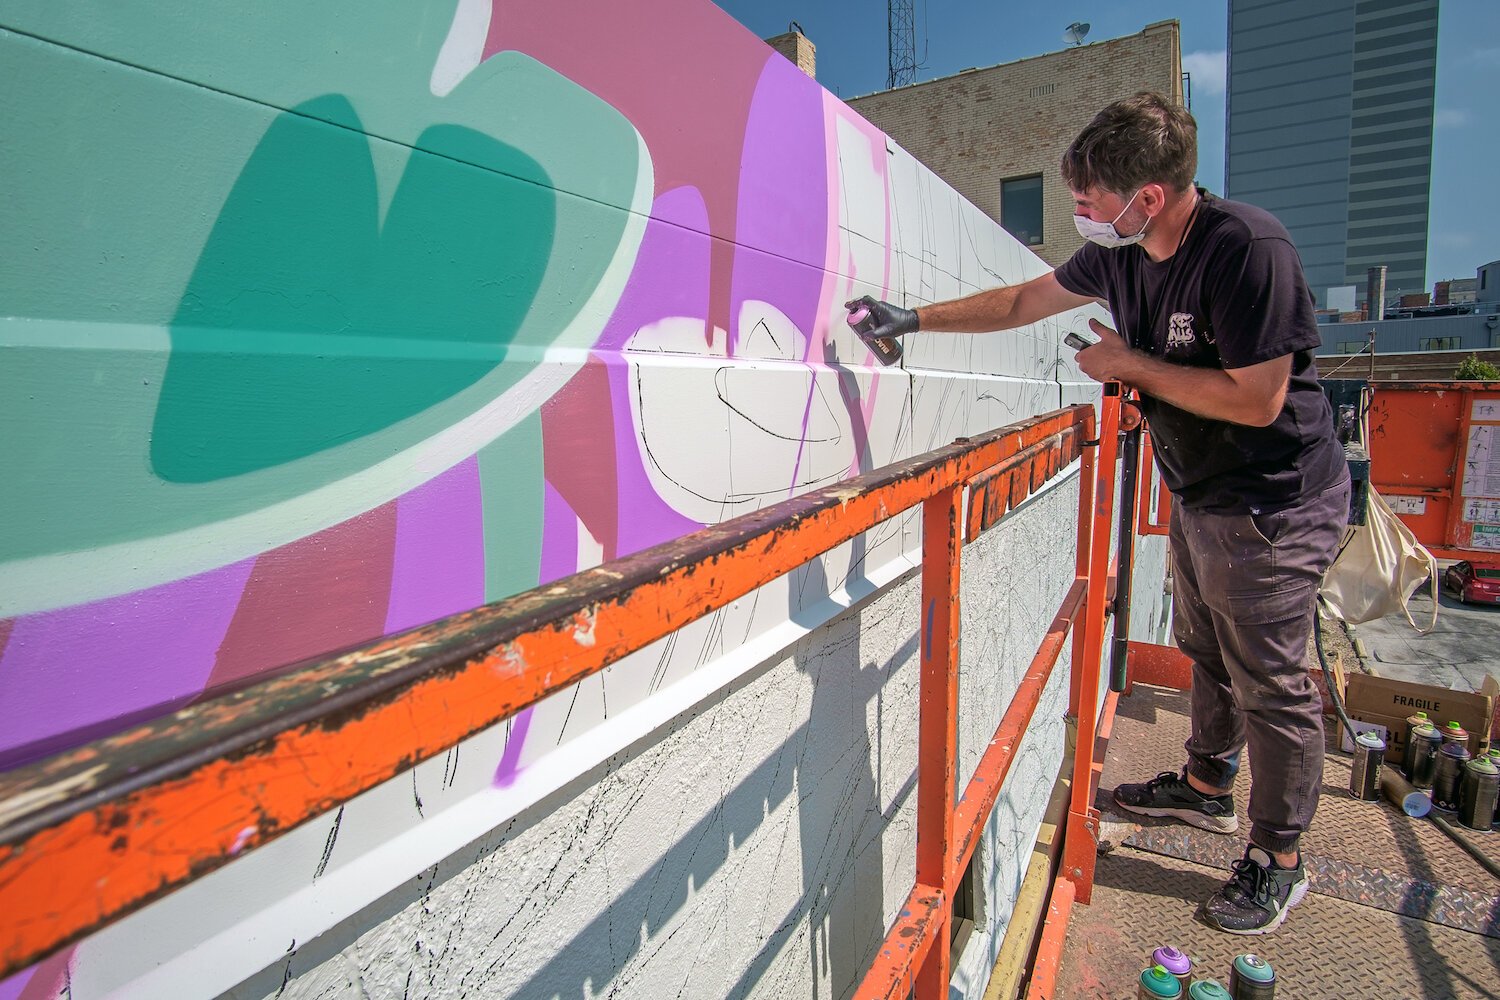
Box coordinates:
[1060,92,1197,196]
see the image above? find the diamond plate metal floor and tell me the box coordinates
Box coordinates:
[1052,682,1500,999]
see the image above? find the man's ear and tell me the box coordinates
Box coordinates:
[1141,183,1168,216]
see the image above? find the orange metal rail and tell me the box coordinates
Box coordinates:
[0,400,1124,990]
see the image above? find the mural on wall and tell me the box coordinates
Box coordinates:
[0,0,1098,995]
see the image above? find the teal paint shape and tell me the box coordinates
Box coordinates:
[152,96,555,482]
[479,409,544,602]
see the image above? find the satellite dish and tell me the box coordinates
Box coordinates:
[1064,22,1090,46]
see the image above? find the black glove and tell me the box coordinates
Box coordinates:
[845,296,919,341]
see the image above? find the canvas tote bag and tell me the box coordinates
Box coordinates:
[1319,487,1438,632]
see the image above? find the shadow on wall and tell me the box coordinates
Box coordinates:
[225,592,920,1000]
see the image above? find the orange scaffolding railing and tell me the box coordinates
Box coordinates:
[0,391,1138,995]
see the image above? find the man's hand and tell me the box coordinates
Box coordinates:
[1074,318,1134,384]
[846,296,919,342]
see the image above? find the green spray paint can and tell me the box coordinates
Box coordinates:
[1138,963,1183,998]
[1228,953,1275,999]
[1459,755,1500,831]
[1406,723,1443,789]
[1188,981,1233,1000]
[1401,710,1430,777]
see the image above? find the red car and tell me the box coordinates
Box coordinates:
[1443,561,1500,605]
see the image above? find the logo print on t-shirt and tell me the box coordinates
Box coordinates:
[1166,312,1196,351]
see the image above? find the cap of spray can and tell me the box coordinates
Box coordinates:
[845,304,903,366]
[1442,721,1471,752]
[1151,945,1192,987]
[1228,953,1275,999]
[1188,981,1233,1000]
[1138,964,1182,998]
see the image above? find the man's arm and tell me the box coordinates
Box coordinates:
[850,271,1094,342]
[916,272,1094,333]
[1076,319,1291,427]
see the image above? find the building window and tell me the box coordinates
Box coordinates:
[1339,342,1366,354]
[1419,337,1461,350]
[1001,175,1044,247]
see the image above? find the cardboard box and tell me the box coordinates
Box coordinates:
[1338,673,1498,763]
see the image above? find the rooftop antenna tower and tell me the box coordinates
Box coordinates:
[1063,21,1090,46]
[888,0,917,89]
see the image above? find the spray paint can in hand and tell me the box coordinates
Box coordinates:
[1441,720,1471,753]
[1228,953,1276,999]
[1459,754,1500,831]
[845,304,904,366]
[1188,981,1233,1000]
[1407,723,1443,789]
[1350,730,1385,801]
[1138,964,1183,999]
[1432,742,1472,812]
[1152,946,1192,990]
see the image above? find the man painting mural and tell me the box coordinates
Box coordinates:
[850,92,1348,935]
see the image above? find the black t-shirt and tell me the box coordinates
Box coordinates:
[1054,189,1345,514]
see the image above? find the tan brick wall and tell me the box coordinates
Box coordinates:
[764,31,816,79]
[848,21,1182,268]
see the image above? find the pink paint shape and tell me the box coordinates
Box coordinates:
[384,458,486,634]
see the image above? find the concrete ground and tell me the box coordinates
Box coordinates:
[1345,570,1500,694]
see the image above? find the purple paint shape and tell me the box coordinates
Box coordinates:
[730,55,828,357]
[492,706,533,788]
[0,968,29,1000]
[538,480,580,587]
[0,559,254,763]
[593,187,710,555]
[384,458,486,634]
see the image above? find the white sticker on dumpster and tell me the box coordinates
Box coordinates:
[1388,495,1428,516]
[1472,524,1500,550]
[1472,398,1500,423]
[1462,425,1500,496]
[1463,498,1500,524]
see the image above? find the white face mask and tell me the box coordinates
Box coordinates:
[1073,188,1149,248]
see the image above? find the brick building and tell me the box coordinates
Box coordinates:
[848,21,1183,267]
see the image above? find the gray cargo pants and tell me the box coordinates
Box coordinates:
[1171,475,1351,855]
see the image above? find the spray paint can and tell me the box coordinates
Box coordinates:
[1432,742,1472,812]
[1441,721,1471,753]
[1459,755,1500,831]
[845,304,903,366]
[1188,981,1233,1000]
[1152,946,1192,990]
[1401,710,1430,776]
[1350,730,1385,801]
[1228,953,1276,999]
[1138,964,1183,998]
[1407,723,1443,789]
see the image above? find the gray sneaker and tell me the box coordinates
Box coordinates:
[1112,770,1238,834]
[1202,846,1309,934]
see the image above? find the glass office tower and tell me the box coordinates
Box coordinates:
[1226,0,1438,306]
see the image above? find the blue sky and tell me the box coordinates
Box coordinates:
[712,0,1496,286]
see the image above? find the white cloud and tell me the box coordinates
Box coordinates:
[1435,108,1469,128]
[1182,50,1226,97]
